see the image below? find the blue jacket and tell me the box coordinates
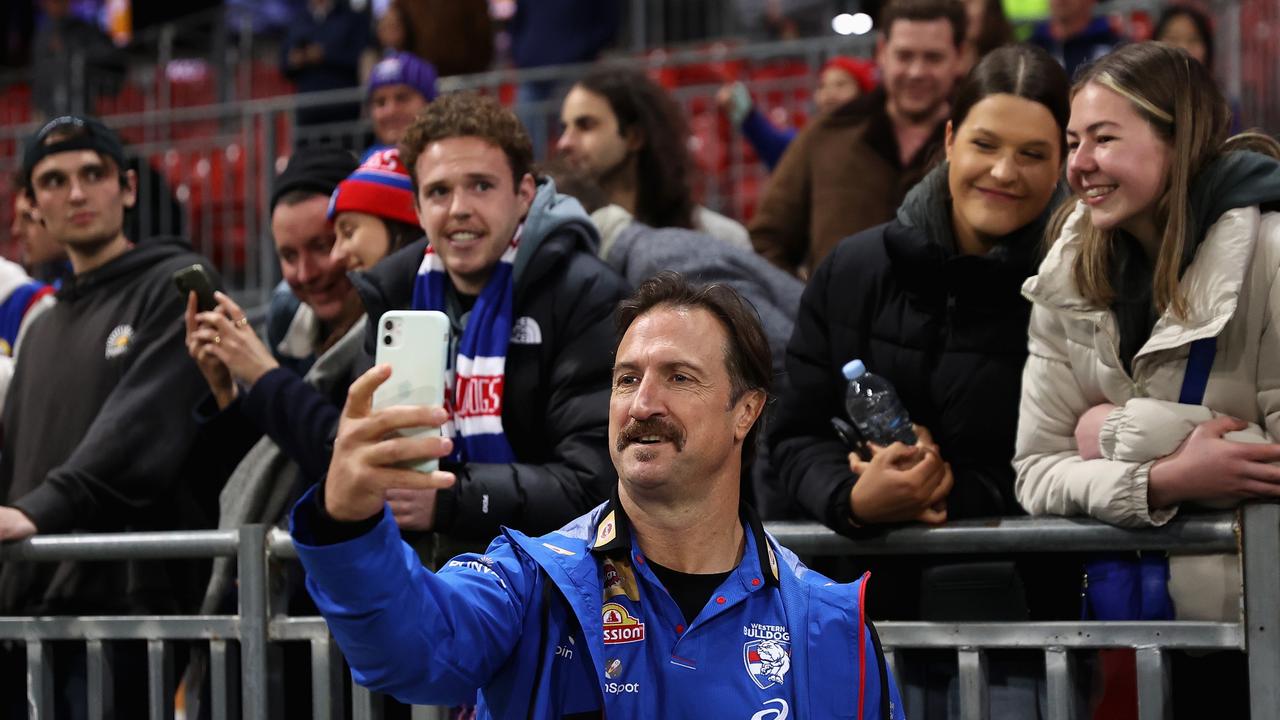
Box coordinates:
[292,487,904,718]
[1029,16,1122,81]
[740,107,798,171]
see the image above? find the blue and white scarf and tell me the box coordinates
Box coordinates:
[411,228,520,464]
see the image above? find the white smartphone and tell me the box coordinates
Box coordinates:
[372,310,451,473]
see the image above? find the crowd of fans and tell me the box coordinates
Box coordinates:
[0,0,1275,717]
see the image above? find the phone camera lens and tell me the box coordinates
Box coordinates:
[384,320,393,331]
[383,335,392,346]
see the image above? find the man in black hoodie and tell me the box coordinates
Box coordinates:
[0,115,222,715]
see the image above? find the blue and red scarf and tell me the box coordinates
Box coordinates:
[410,229,520,464]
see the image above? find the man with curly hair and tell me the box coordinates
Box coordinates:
[335,92,629,564]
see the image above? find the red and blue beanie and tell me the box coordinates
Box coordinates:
[327,148,418,227]
[367,52,439,102]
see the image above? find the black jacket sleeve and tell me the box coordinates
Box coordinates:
[433,255,629,540]
[13,263,220,533]
[240,367,342,483]
[768,242,870,535]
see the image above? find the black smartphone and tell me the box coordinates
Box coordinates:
[173,264,217,312]
[830,416,872,461]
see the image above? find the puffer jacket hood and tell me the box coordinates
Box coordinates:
[512,177,600,284]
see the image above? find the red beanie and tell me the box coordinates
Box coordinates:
[327,148,418,227]
[822,56,878,95]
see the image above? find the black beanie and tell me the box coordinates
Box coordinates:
[270,148,359,212]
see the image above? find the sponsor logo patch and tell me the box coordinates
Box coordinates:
[602,602,645,645]
[105,324,134,358]
[750,698,789,720]
[605,658,622,678]
[743,623,790,642]
[444,559,506,589]
[594,511,617,548]
[743,639,791,689]
[602,557,640,602]
[541,542,576,556]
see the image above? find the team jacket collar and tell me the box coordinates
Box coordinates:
[588,484,781,588]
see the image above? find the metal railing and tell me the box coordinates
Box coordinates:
[0,504,1274,719]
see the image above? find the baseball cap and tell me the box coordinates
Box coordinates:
[367,52,439,103]
[327,148,418,227]
[21,114,128,190]
[270,147,359,212]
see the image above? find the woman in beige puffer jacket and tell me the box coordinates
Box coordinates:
[1013,43,1280,629]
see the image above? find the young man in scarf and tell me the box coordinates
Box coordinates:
[348,91,630,562]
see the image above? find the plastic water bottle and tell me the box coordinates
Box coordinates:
[842,359,917,446]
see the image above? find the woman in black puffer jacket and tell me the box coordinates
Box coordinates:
[769,45,1082,718]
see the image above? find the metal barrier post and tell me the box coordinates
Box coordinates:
[259,114,281,308]
[1244,503,1280,718]
[238,524,269,720]
[1134,647,1170,720]
[27,640,54,720]
[310,636,346,720]
[956,647,989,720]
[147,639,174,720]
[1044,647,1077,720]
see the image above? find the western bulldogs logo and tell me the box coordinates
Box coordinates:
[743,639,791,689]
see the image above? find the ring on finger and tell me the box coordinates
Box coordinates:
[234,316,249,328]
[214,335,221,345]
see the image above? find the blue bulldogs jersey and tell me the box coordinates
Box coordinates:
[293,488,904,719]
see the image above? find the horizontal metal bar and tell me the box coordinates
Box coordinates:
[276,617,1243,650]
[0,616,239,641]
[766,513,1238,555]
[268,617,332,642]
[267,515,1237,563]
[878,621,1244,650]
[0,528,241,562]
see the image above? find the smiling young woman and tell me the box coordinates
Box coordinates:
[1018,41,1280,521]
[770,43,1076,717]
[1015,42,1280,716]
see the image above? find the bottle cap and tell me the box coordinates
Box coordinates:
[841,359,867,380]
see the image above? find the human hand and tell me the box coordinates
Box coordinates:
[287,47,307,68]
[0,506,37,541]
[849,427,953,525]
[305,43,324,64]
[716,82,752,126]
[325,364,456,522]
[189,292,279,389]
[1074,403,1117,460]
[185,291,237,409]
[1148,415,1280,509]
[715,83,736,111]
[386,487,439,531]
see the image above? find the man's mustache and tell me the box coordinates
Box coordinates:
[616,418,686,452]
